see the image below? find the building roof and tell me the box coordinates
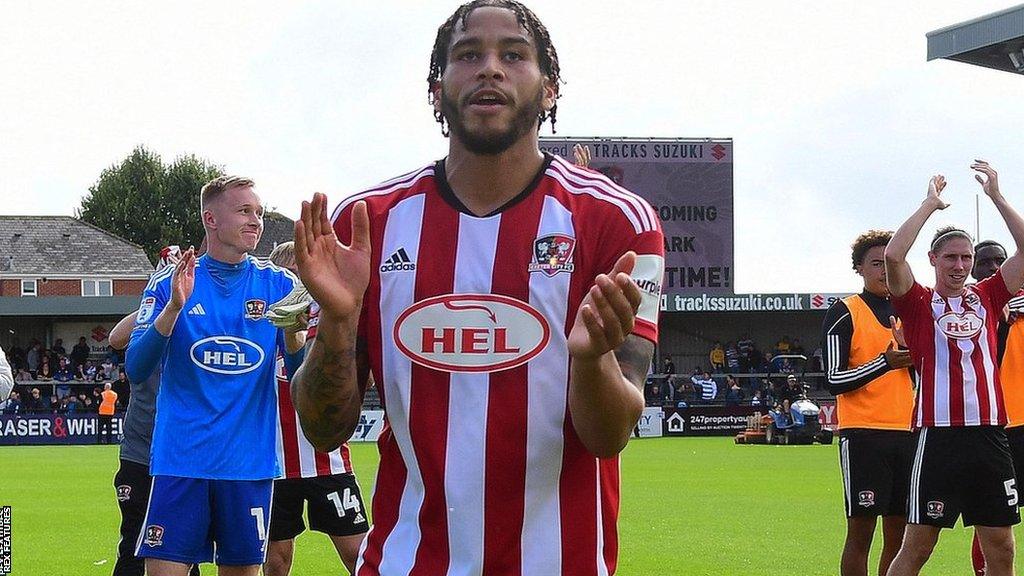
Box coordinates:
[253,211,295,258]
[927,4,1024,74]
[0,216,153,277]
[0,296,140,316]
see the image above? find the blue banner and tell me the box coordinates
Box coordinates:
[0,413,124,445]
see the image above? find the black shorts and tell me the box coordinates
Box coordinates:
[1007,425,1024,506]
[838,429,914,518]
[908,426,1021,528]
[269,473,369,541]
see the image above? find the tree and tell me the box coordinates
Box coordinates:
[77,146,224,263]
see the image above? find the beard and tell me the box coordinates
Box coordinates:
[440,84,543,155]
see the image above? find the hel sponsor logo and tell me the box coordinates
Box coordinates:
[116,485,132,502]
[926,500,945,519]
[528,234,576,276]
[144,525,165,547]
[138,297,156,324]
[189,337,265,375]
[858,490,875,508]
[394,294,550,373]
[937,311,983,339]
[245,299,267,320]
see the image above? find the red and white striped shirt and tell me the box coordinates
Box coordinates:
[275,352,353,479]
[892,270,1012,428]
[332,155,663,576]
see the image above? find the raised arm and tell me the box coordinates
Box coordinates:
[974,161,1024,293]
[291,194,371,452]
[568,251,652,458]
[108,311,139,351]
[885,176,948,298]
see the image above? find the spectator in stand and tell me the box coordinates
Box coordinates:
[65,394,80,414]
[692,371,718,402]
[24,387,47,413]
[737,335,754,370]
[1,391,21,414]
[709,342,725,372]
[26,341,41,378]
[53,357,74,383]
[51,338,67,357]
[751,389,764,406]
[724,375,744,406]
[84,360,100,381]
[725,342,740,371]
[49,394,60,413]
[774,336,792,355]
[15,367,32,382]
[662,355,676,376]
[38,355,53,380]
[81,394,95,412]
[812,346,823,372]
[72,336,91,368]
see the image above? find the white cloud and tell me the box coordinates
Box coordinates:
[1,0,1021,292]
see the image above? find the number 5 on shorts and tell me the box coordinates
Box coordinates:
[328,489,362,518]
[1005,479,1019,507]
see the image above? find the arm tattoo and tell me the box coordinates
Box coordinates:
[614,335,655,390]
[291,335,366,451]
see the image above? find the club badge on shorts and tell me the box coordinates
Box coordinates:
[144,525,165,547]
[858,490,875,508]
[926,500,945,519]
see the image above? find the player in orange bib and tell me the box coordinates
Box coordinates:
[821,230,915,576]
[98,382,118,444]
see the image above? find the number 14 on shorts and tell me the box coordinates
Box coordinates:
[328,489,362,519]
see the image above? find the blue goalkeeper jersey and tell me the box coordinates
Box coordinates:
[126,255,296,480]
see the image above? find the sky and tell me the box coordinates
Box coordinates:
[2,1,1024,293]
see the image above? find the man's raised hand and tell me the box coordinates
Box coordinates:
[294,194,371,321]
[972,160,1001,199]
[568,251,643,361]
[169,247,196,311]
[927,175,949,210]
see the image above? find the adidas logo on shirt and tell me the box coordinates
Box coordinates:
[188,303,207,316]
[380,248,416,273]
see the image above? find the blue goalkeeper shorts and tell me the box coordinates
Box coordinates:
[135,475,273,566]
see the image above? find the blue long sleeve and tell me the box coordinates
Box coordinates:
[126,324,169,384]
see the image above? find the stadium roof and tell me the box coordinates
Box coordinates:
[253,211,295,258]
[927,4,1024,74]
[0,216,153,277]
[0,296,139,316]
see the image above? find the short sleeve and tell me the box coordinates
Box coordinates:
[977,268,1013,312]
[591,204,665,344]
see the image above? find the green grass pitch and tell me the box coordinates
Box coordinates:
[1,438,998,575]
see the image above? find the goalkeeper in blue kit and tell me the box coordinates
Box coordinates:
[126,176,302,576]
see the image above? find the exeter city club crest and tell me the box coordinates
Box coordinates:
[245,299,267,320]
[528,234,576,277]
